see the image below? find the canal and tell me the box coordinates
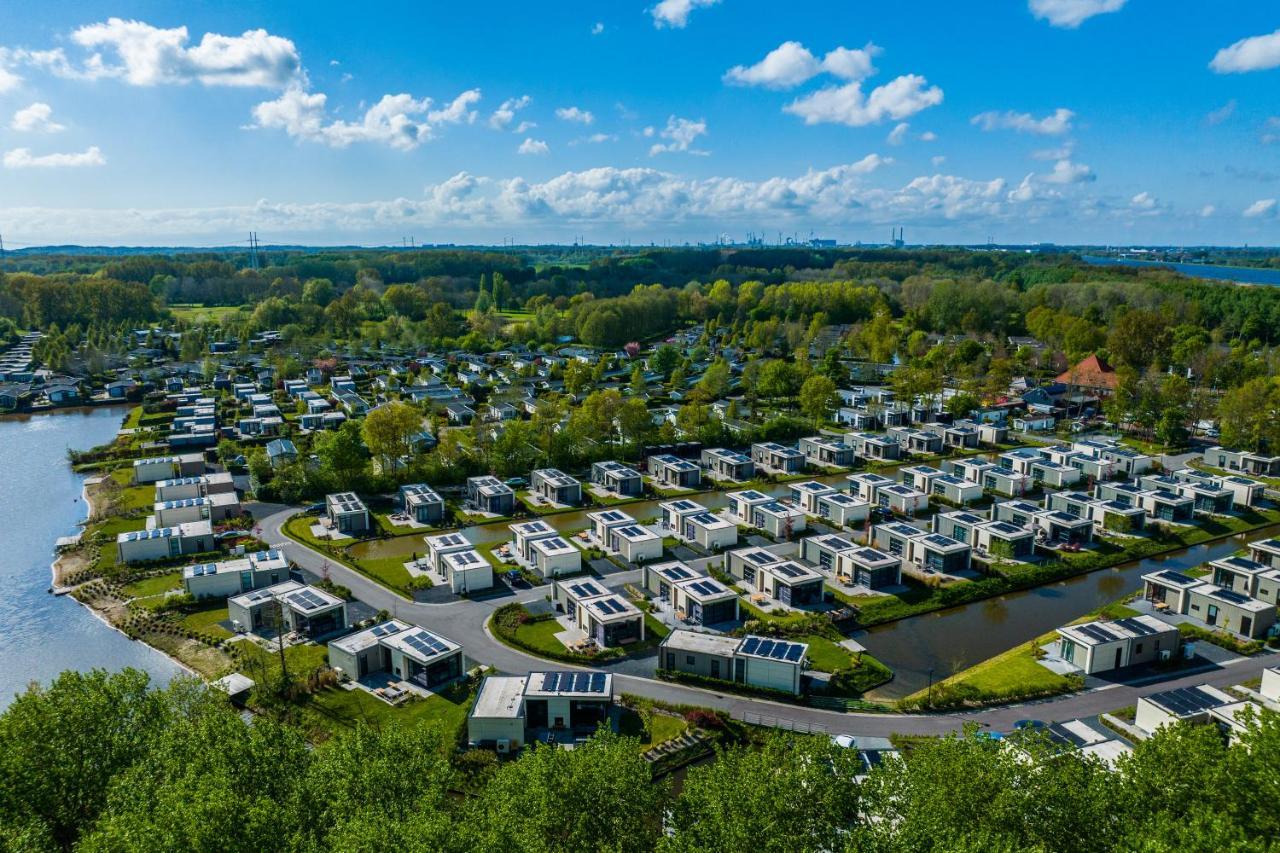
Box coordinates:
[0,407,183,707]
[860,524,1280,700]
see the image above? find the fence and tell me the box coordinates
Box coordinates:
[732,710,828,735]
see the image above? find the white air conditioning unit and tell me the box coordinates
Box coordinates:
[496,738,511,754]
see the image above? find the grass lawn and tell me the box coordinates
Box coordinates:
[236,639,330,684]
[740,598,822,628]
[282,514,415,596]
[618,706,689,751]
[355,556,415,594]
[800,634,855,672]
[304,682,473,740]
[179,604,232,639]
[508,617,568,656]
[169,304,245,323]
[121,571,181,598]
[905,634,1079,708]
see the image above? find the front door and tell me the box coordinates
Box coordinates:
[1206,604,1219,627]
[1114,647,1123,670]
[1241,616,1252,637]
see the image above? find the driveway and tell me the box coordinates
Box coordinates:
[257,508,1279,737]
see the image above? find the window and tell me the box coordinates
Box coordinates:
[686,655,694,666]
[1135,643,1143,655]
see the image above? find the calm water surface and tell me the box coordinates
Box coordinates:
[0,407,182,707]
[1082,255,1280,286]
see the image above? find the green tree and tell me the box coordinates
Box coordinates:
[313,420,371,492]
[798,374,838,424]
[361,401,423,475]
[1218,377,1280,454]
[693,359,731,402]
[649,344,681,378]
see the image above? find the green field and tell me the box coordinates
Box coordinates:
[121,571,182,598]
[168,304,245,322]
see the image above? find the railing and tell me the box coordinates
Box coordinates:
[733,711,828,734]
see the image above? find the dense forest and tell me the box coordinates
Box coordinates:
[0,669,1276,852]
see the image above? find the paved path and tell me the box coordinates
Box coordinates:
[258,509,1278,738]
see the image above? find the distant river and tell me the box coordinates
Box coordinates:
[1081,255,1280,286]
[0,407,181,707]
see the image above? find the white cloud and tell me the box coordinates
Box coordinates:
[931,155,946,167]
[724,41,821,89]
[724,41,880,89]
[1032,141,1075,160]
[1200,204,1216,218]
[4,146,105,168]
[650,0,719,29]
[517,137,549,155]
[1211,29,1280,74]
[591,22,605,35]
[514,120,537,134]
[585,133,617,144]
[59,18,301,87]
[489,95,531,130]
[1204,99,1236,126]
[972,107,1074,135]
[919,130,937,142]
[555,106,595,125]
[0,60,19,92]
[1130,191,1156,210]
[1043,158,1095,184]
[1029,0,1127,29]
[11,102,65,133]
[1244,198,1277,218]
[251,87,480,150]
[649,116,708,155]
[785,75,943,127]
[887,122,910,145]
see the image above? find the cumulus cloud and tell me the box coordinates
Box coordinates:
[33,18,303,87]
[1043,158,1095,184]
[1130,191,1156,210]
[11,102,65,133]
[649,116,708,155]
[887,122,910,145]
[724,41,880,89]
[1244,198,1277,218]
[517,138,549,155]
[3,146,105,168]
[786,75,943,127]
[1029,0,1127,29]
[972,107,1074,135]
[0,61,19,92]
[252,87,480,150]
[584,133,617,144]
[591,22,605,35]
[650,0,720,29]
[488,95,531,130]
[555,106,594,125]
[1211,29,1280,74]
[919,130,937,142]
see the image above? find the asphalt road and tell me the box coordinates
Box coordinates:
[258,508,1277,738]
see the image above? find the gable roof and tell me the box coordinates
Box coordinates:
[1056,354,1118,390]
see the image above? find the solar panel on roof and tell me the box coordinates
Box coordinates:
[757,639,776,658]
[1076,624,1117,643]
[590,673,606,693]
[784,644,804,662]
[740,637,760,656]
[1153,686,1225,716]
[573,672,591,692]
[1115,617,1157,636]
[1211,587,1252,605]
[542,672,559,692]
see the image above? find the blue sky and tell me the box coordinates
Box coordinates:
[1,0,1279,246]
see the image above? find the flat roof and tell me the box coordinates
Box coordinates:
[382,626,460,663]
[661,629,740,656]
[524,670,612,698]
[470,675,528,719]
[329,619,411,654]
[1144,684,1233,717]
[738,635,807,663]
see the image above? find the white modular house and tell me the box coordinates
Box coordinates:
[1217,474,1266,508]
[875,483,929,516]
[659,498,707,535]
[1032,509,1095,545]
[751,442,805,475]
[439,548,494,594]
[659,632,810,694]
[669,575,740,626]
[953,459,1031,497]
[642,560,700,598]
[399,483,445,524]
[1029,460,1082,489]
[816,491,871,528]
[1202,446,1280,478]
[153,497,212,527]
[898,464,945,494]
[328,620,466,689]
[836,545,902,588]
[798,435,855,469]
[554,579,645,647]
[847,471,896,504]
[466,476,515,515]
[182,549,290,600]
[605,521,663,564]
[1135,685,1235,735]
[326,492,371,535]
[1056,614,1180,675]
[801,533,856,574]
[510,519,558,563]
[1139,489,1195,523]
[931,510,989,545]
[467,671,614,751]
[789,480,836,515]
[726,489,777,526]
[847,431,901,462]
[732,635,809,694]
[1088,500,1148,534]
[889,426,943,456]
[424,532,474,573]
[700,447,755,482]
[648,454,702,489]
[133,455,181,484]
[725,545,785,584]
[1209,555,1280,605]
[528,535,582,579]
[907,532,973,576]
[227,581,346,638]
[591,460,644,496]
[117,520,215,564]
[928,474,983,505]
[992,499,1043,529]
[1095,480,1148,507]
[1248,537,1280,570]
[755,560,825,607]
[1176,480,1236,515]
[1046,490,1097,519]
[748,501,807,540]
[681,510,739,551]
[154,472,236,502]
[972,520,1036,560]
[1098,445,1153,477]
[870,521,928,559]
[530,468,582,506]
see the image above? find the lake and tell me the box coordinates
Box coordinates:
[1081,255,1280,286]
[0,407,183,707]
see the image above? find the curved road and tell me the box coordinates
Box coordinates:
[259,509,1277,738]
